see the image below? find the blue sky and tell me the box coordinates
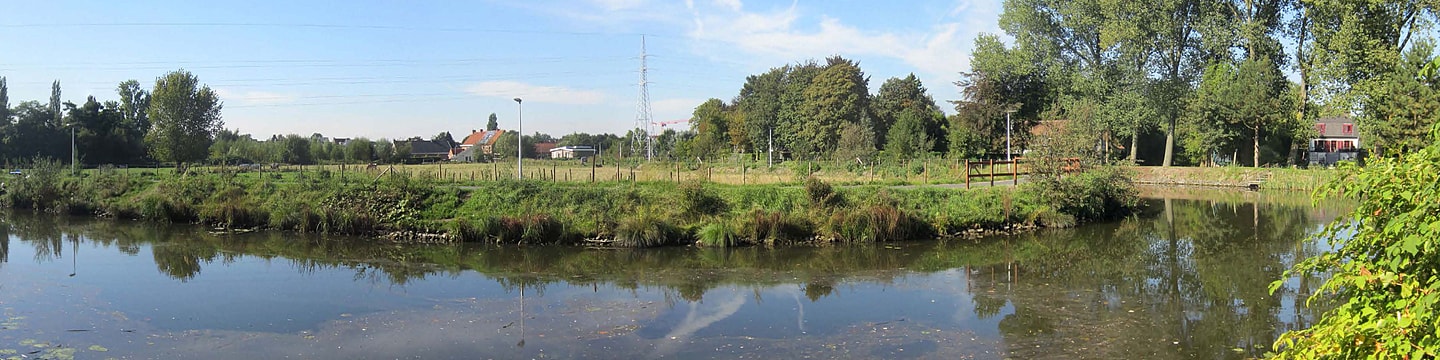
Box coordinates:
[0,0,1003,140]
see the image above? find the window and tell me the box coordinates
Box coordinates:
[1343,123,1354,135]
[1315,123,1327,135]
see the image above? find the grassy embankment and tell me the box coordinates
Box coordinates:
[1127,166,1337,190]
[295,157,1027,186]
[0,158,1136,247]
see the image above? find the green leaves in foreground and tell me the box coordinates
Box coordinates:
[1270,124,1440,358]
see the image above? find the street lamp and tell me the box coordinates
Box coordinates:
[514,97,523,180]
[65,122,77,174]
[1005,109,1016,161]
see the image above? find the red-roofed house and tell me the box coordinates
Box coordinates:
[452,129,506,162]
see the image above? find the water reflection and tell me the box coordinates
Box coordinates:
[0,189,1348,359]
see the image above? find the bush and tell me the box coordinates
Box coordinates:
[2,157,67,211]
[1022,166,1137,223]
[740,209,813,246]
[678,180,728,218]
[823,199,929,243]
[803,177,844,208]
[614,212,684,248]
[696,219,743,247]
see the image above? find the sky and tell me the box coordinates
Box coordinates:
[0,0,1004,141]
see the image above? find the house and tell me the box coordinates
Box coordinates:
[550,145,597,159]
[451,129,506,162]
[1308,116,1361,167]
[393,137,452,163]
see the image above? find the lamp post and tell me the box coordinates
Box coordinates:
[514,97,523,180]
[67,122,77,174]
[1005,109,1016,161]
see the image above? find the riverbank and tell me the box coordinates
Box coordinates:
[0,160,1137,247]
[1127,166,1336,190]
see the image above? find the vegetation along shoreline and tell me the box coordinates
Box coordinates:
[1,158,1139,247]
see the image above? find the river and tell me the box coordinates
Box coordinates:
[0,188,1348,359]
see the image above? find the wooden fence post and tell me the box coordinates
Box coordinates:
[964,160,970,189]
[989,159,995,186]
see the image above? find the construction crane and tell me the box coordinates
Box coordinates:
[652,119,689,128]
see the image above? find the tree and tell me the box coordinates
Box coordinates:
[145,70,223,166]
[885,108,934,159]
[0,76,10,127]
[117,80,150,135]
[49,80,62,127]
[690,98,729,159]
[953,34,1051,157]
[1272,123,1440,358]
[1365,41,1440,156]
[346,138,376,163]
[492,131,536,159]
[797,57,869,158]
[1188,58,1290,167]
[738,67,787,157]
[486,113,499,131]
[872,74,940,150]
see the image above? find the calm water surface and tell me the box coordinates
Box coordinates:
[0,189,1349,359]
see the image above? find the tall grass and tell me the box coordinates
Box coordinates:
[614,211,684,248]
[696,219,742,247]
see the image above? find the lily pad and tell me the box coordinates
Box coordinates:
[88,345,109,352]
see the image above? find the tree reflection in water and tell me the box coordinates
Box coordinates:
[0,189,1348,358]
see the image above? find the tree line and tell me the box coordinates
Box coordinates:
[673,0,1440,167]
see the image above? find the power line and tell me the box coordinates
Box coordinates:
[0,22,645,37]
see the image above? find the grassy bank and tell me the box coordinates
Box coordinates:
[1127,166,1336,190]
[1,159,1137,247]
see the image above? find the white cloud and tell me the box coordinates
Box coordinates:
[589,0,646,11]
[684,0,1002,79]
[215,89,298,105]
[465,81,607,105]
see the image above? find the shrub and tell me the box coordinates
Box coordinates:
[696,219,743,247]
[614,212,683,248]
[803,177,844,208]
[740,209,813,246]
[2,157,67,211]
[823,201,929,243]
[678,180,728,218]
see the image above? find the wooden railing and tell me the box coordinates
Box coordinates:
[961,158,1081,189]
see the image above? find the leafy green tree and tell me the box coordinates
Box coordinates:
[885,108,934,160]
[834,122,876,162]
[346,138,376,163]
[145,70,223,166]
[953,34,1050,157]
[872,74,940,150]
[486,113,499,131]
[1363,41,1440,156]
[689,98,729,159]
[492,131,536,159]
[778,62,822,158]
[724,108,748,153]
[0,76,10,127]
[1189,58,1290,166]
[63,96,131,165]
[1272,122,1440,358]
[6,101,65,160]
[279,134,312,164]
[737,67,786,157]
[946,115,986,159]
[117,80,150,135]
[49,80,61,126]
[797,56,869,158]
